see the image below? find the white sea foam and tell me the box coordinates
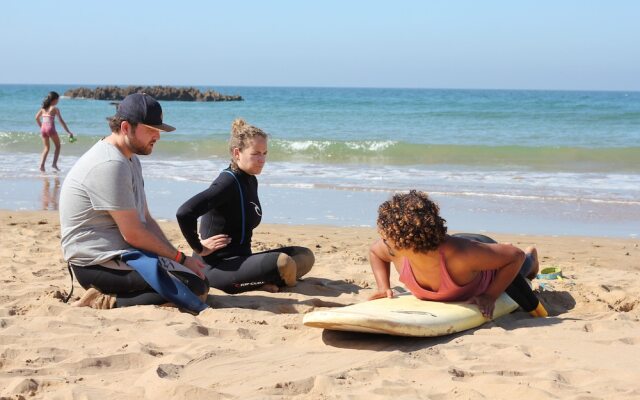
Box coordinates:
[344,140,397,151]
[275,140,332,152]
[272,139,397,153]
[268,183,315,189]
[142,159,640,204]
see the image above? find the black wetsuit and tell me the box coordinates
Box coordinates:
[178,168,261,261]
[177,167,310,293]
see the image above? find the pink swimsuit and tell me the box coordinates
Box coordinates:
[399,249,495,302]
[40,113,58,138]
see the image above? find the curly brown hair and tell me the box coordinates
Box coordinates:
[377,190,447,252]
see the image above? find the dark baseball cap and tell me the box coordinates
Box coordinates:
[115,93,175,132]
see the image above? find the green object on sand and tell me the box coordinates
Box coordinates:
[537,267,563,280]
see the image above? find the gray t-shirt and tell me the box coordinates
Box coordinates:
[59,140,147,267]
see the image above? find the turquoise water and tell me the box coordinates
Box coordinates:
[1,84,639,236]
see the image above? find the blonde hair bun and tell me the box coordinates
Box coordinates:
[231,118,247,134]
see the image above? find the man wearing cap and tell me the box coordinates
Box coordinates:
[59,93,209,310]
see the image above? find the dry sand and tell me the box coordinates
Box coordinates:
[1,210,639,399]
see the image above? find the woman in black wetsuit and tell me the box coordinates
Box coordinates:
[176,119,315,293]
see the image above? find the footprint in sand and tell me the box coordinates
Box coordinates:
[156,363,184,379]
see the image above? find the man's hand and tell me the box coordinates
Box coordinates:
[183,255,207,280]
[468,294,497,319]
[199,234,231,257]
[368,288,394,301]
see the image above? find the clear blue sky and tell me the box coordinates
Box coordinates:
[1,0,638,90]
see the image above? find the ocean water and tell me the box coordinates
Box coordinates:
[1,84,639,236]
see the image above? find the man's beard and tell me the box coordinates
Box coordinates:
[125,127,154,155]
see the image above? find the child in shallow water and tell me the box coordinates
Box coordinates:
[35,91,75,172]
[369,190,545,318]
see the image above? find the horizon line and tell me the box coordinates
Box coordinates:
[1,82,638,93]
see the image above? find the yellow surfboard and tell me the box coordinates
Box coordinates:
[303,292,519,336]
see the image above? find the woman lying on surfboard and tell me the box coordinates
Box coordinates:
[369,190,547,318]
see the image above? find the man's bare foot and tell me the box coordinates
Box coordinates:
[72,288,116,309]
[52,165,60,172]
[525,246,539,279]
[39,165,45,172]
[258,283,280,293]
[158,293,208,309]
[277,253,297,287]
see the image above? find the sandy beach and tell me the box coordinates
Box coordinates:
[1,210,639,399]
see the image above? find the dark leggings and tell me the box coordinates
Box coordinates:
[203,246,314,294]
[72,265,209,308]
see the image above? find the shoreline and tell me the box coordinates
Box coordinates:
[1,210,639,398]
[2,171,639,239]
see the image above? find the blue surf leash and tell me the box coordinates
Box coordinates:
[121,250,208,314]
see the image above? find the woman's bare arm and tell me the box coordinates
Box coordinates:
[368,239,395,299]
[457,240,524,317]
